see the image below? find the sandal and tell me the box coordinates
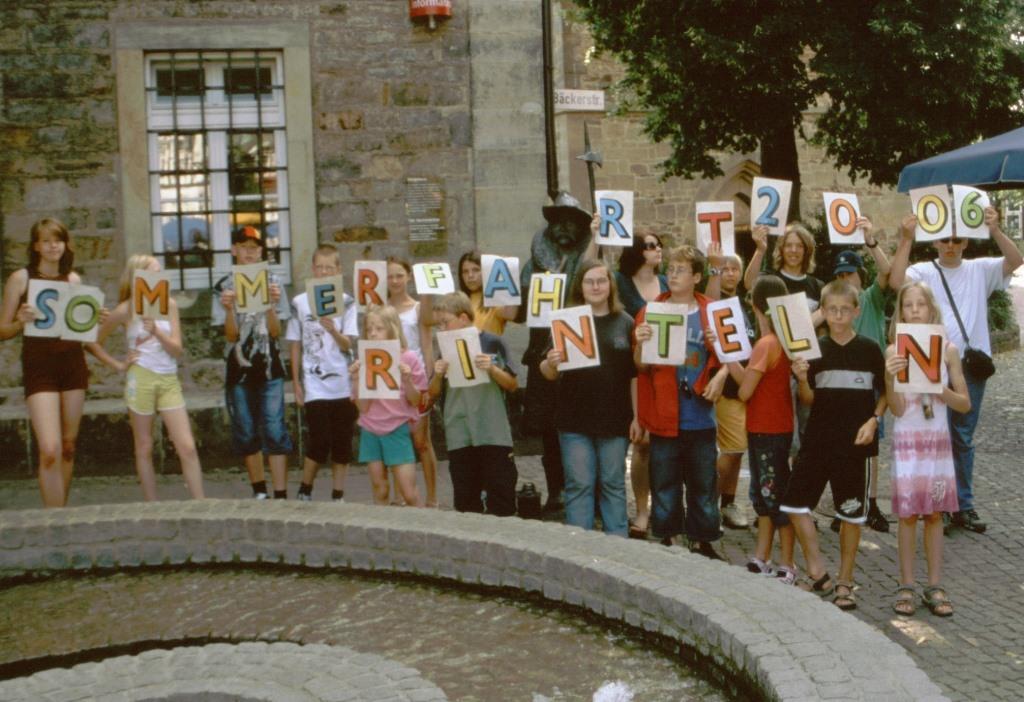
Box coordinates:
[922,586,954,617]
[628,519,648,540]
[833,580,857,611]
[892,585,917,616]
[798,571,834,596]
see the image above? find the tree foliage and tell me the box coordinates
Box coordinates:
[575,0,1024,189]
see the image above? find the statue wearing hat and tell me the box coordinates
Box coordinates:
[518,191,597,512]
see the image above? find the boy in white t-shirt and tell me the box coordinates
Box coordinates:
[286,245,359,501]
[889,206,1023,533]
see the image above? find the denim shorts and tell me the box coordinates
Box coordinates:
[225,377,293,456]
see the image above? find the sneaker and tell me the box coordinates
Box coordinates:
[953,509,987,534]
[333,497,345,504]
[774,565,798,586]
[689,541,726,561]
[297,492,312,502]
[721,503,748,529]
[830,516,842,534]
[866,506,890,533]
[254,492,269,501]
[745,557,773,575]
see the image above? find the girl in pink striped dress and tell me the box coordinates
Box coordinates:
[884,281,970,618]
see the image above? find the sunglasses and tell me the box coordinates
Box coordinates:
[938,237,962,245]
[643,242,663,251]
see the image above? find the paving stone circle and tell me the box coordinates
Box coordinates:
[0,641,447,702]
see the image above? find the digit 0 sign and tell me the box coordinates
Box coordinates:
[822,192,863,244]
[909,186,953,242]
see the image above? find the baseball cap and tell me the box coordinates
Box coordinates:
[231,225,264,246]
[833,250,863,276]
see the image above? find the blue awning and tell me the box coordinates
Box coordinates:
[897,125,1024,192]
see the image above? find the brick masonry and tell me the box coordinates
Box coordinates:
[0,502,948,701]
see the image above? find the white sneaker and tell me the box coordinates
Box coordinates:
[297,493,313,502]
[254,492,269,501]
[721,502,748,529]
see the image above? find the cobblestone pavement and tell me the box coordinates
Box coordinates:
[3,366,1024,702]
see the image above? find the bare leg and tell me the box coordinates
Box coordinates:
[392,463,420,507]
[331,462,348,493]
[412,415,437,506]
[27,392,65,507]
[754,516,775,562]
[897,516,918,585]
[128,411,159,501]
[161,406,204,499]
[243,452,265,485]
[837,521,861,582]
[58,389,85,502]
[268,454,288,493]
[790,512,828,579]
[717,452,742,498]
[301,456,320,486]
[629,440,651,530]
[778,524,795,568]
[922,512,944,587]
[368,461,389,505]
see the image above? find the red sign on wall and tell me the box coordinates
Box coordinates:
[409,0,452,19]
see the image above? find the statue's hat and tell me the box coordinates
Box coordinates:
[542,191,592,227]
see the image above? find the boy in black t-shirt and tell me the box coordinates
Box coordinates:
[781,280,886,611]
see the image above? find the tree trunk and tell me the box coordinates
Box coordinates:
[760,123,801,222]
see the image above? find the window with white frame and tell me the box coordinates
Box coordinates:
[145,50,291,289]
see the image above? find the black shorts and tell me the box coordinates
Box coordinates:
[304,398,357,465]
[780,448,869,523]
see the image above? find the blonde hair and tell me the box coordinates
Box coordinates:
[888,281,944,342]
[771,223,816,274]
[362,304,407,349]
[118,254,160,302]
[820,279,859,309]
[433,291,475,321]
[312,244,342,268]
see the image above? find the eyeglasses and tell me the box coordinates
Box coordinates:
[643,242,663,251]
[666,266,692,276]
[824,305,856,317]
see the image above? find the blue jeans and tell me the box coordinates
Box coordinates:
[226,378,293,456]
[559,432,629,537]
[649,429,720,542]
[948,375,986,511]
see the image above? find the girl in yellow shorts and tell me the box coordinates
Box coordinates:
[92,255,205,500]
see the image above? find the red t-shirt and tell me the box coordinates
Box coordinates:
[745,334,794,435]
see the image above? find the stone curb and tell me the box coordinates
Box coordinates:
[0,501,949,701]
[0,641,448,701]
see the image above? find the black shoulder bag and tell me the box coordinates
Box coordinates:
[931,261,996,381]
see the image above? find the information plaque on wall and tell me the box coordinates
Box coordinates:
[406,177,445,242]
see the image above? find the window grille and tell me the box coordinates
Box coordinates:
[145,50,291,290]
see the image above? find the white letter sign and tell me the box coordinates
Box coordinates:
[305,275,345,319]
[527,273,566,328]
[594,190,634,247]
[437,326,489,388]
[640,301,688,366]
[823,192,863,245]
[894,323,946,394]
[25,280,104,341]
[706,297,752,363]
[358,339,402,400]
[910,186,953,242]
[767,292,821,361]
[354,261,388,311]
[413,263,455,295]
[132,269,173,321]
[232,263,271,315]
[952,185,991,239]
[481,255,521,307]
[751,177,792,236]
[695,201,735,256]
[550,305,601,371]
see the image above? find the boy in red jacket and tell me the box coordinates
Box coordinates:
[634,245,724,559]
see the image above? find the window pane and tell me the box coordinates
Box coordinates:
[155,67,203,97]
[229,131,275,170]
[157,133,205,172]
[224,66,273,96]
[160,215,212,269]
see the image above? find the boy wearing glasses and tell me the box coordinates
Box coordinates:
[889,207,1022,534]
[782,280,886,610]
[634,245,725,559]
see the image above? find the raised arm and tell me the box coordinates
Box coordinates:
[743,225,769,292]
[887,214,917,290]
[860,216,891,290]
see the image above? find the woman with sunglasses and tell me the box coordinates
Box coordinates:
[615,232,669,539]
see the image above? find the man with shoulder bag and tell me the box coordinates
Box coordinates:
[890,205,1023,533]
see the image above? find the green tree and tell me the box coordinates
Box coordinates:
[575,0,1024,217]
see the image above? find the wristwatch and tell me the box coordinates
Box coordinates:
[865,239,878,248]
[708,267,721,276]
